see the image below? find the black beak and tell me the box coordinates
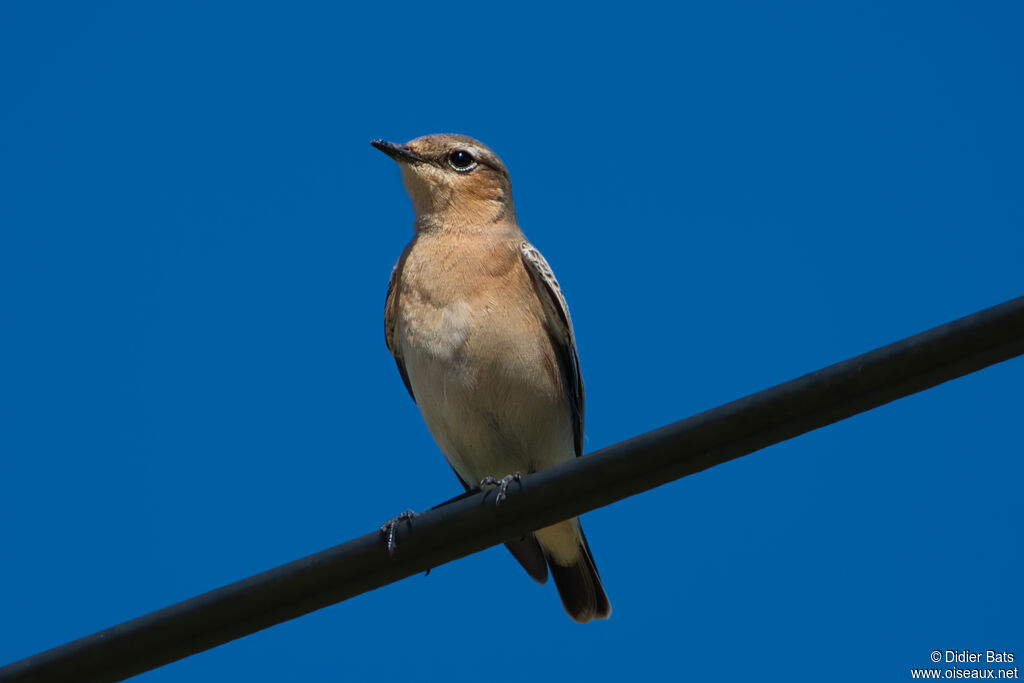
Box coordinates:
[371,139,426,164]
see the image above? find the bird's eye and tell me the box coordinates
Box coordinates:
[447,150,477,172]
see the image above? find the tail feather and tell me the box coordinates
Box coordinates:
[547,530,611,623]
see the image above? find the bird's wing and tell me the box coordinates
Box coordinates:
[384,245,416,403]
[519,241,585,457]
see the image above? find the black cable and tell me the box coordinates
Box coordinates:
[2,295,1023,683]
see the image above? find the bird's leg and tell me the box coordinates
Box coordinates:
[379,509,416,557]
[478,472,523,505]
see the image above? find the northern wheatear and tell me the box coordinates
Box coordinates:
[372,134,610,623]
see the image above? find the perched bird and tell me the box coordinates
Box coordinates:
[373,134,611,623]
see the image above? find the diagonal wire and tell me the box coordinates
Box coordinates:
[2,295,1023,683]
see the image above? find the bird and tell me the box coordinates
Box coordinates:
[372,133,611,623]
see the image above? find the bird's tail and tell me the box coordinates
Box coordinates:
[537,519,611,623]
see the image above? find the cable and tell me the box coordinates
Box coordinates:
[2,295,1023,683]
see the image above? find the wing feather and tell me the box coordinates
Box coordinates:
[384,244,416,402]
[519,242,585,457]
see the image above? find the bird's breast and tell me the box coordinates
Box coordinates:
[392,243,572,479]
[399,296,474,366]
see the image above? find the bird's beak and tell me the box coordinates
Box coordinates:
[371,140,426,165]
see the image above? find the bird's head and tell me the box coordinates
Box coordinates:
[372,134,516,231]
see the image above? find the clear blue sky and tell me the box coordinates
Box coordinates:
[2,2,1021,681]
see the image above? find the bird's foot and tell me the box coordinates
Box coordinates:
[478,472,523,505]
[379,509,416,557]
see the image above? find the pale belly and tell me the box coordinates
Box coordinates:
[398,298,575,487]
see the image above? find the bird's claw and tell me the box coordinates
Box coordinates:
[380,509,416,557]
[479,472,523,505]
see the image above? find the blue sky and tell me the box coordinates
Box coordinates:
[1,2,1021,681]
